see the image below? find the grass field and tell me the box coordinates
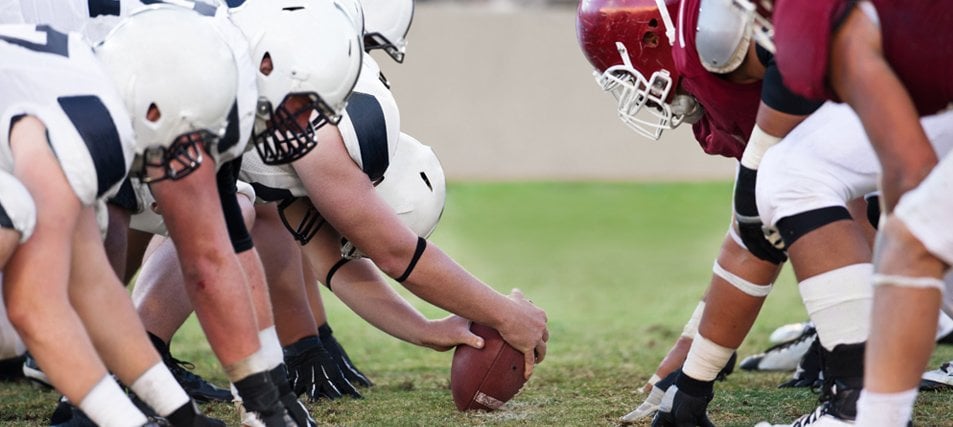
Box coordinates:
[2,181,952,426]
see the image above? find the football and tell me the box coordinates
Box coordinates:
[450,323,527,411]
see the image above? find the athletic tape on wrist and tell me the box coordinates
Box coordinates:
[681,301,706,338]
[872,273,945,291]
[740,125,782,169]
[713,260,773,297]
[396,237,427,283]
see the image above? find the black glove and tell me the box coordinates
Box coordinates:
[283,335,362,401]
[651,385,715,427]
[734,165,787,264]
[319,323,373,387]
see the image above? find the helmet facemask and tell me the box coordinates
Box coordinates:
[594,42,686,140]
[364,32,406,63]
[252,92,326,165]
[129,101,221,184]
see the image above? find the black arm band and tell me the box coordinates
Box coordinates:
[395,237,427,283]
[762,63,824,116]
[324,257,351,291]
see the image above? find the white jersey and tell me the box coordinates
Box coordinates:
[0,24,135,206]
[240,53,400,201]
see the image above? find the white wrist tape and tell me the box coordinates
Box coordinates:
[740,125,782,169]
[681,301,706,338]
[713,260,773,297]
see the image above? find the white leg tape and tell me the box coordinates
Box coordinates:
[872,274,945,291]
[682,334,735,382]
[680,301,705,338]
[713,261,773,297]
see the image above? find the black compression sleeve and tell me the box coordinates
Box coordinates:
[760,54,824,116]
[217,158,254,253]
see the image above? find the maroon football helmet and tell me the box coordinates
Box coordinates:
[576,0,688,140]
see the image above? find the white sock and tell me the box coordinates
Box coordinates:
[79,375,148,427]
[800,263,873,350]
[682,334,735,382]
[856,388,917,427]
[224,349,270,383]
[129,362,190,417]
[258,326,283,370]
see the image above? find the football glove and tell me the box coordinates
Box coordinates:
[283,335,362,401]
[651,385,715,427]
[319,323,373,387]
[734,165,787,264]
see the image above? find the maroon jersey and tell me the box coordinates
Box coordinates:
[672,0,762,159]
[775,0,953,116]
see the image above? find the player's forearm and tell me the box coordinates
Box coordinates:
[333,276,433,346]
[399,244,512,330]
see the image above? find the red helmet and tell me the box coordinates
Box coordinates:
[576,0,690,140]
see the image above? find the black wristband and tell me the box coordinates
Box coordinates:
[396,237,427,283]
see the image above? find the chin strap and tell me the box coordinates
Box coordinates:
[654,0,677,47]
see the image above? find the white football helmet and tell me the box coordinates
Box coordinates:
[230,0,363,165]
[96,4,238,183]
[360,0,413,63]
[335,0,365,36]
[342,133,446,259]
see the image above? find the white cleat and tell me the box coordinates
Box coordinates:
[620,384,665,424]
[769,322,813,345]
[741,327,817,372]
[754,403,854,427]
[921,361,953,390]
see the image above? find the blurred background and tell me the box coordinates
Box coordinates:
[376,0,737,182]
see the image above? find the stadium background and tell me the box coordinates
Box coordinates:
[381,1,737,181]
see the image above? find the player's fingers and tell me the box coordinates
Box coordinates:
[523,350,535,380]
[510,288,525,300]
[534,339,547,364]
[542,328,550,343]
[465,330,485,349]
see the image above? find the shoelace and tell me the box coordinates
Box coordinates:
[791,402,831,427]
[164,355,203,384]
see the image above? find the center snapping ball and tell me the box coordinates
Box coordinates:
[450,323,527,411]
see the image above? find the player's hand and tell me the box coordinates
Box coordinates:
[498,289,548,380]
[283,336,362,401]
[319,324,374,387]
[419,315,485,352]
[651,385,715,427]
[734,165,787,264]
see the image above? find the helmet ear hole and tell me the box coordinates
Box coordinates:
[648,18,658,27]
[260,53,274,76]
[642,31,659,48]
[147,103,161,122]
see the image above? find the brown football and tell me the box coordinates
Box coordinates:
[450,323,527,411]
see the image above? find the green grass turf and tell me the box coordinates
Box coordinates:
[2,181,952,426]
